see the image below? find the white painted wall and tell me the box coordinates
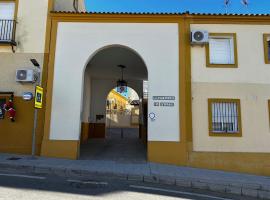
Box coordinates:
[50,23,180,141]
[191,24,270,153]
[15,0,48,53]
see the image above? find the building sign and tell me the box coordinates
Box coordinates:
[160,102,174,107]
[153,96,175,101]
[153,96,176,107]
[0,98,5,119]
[34,86,43,109]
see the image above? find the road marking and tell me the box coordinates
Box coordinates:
[67,179,108,185]
[0,173,46,180]
[129,185,233,200]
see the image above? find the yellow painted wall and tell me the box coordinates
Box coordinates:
[0,97,43,155]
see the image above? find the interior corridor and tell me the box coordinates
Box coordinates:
[80,128,147,163]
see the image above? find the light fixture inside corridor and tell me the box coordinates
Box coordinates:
[116,65,128,93]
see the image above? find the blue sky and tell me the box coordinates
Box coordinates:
[85,0,270,14]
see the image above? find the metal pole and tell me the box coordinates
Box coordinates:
[31,68,41,159]
[31,105,38,158]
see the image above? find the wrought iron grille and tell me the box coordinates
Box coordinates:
[267,40,270,61]
[211,101,239,133]
[0,19,16,45]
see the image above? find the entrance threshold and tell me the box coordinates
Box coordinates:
[80,128,147,163]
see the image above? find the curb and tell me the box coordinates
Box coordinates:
[0,162,269,199]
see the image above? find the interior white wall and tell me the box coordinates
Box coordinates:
[82,71,91,123]
[50,23,180,142]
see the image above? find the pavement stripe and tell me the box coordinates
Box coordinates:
[0,173,46,180]
[129,185,233,200]
[67,179,108,185]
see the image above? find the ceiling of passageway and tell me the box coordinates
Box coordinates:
[86,46,148,80]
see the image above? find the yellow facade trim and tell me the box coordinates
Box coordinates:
[263,33,270,64]
[188,151,270,176]
[80,122,89,144]
[0,96,44,155]
[208,98,242,137]
[41,140,79,160]
[148,142,187,165]
[268,100,270,126]
[206,33,238,68]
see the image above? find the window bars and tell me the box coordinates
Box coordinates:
[209,99,241,136]
[0,20,16,43]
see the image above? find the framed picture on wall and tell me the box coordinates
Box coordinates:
[0,98,6,119]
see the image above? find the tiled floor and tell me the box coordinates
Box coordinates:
[80,128,147,163]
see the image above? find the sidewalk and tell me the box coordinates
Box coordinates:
[0,153,269,199]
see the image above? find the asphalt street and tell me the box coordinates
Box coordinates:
[0,170,258,200]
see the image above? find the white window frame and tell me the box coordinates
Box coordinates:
[0,2,15,20]
[206,33,238,68]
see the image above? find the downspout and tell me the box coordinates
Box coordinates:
[73,0,79,12]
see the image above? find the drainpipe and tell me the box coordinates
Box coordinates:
[73,0,78,12]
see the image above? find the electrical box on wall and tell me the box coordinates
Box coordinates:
[15,69,39,83]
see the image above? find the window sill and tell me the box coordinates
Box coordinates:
[209,132,242,137]
[206,63,238,68]
[0,40,17,46]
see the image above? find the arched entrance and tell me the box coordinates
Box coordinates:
[79,45,148,162]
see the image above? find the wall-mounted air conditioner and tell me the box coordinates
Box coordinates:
[191,30,209,44]
[15,69,39,83]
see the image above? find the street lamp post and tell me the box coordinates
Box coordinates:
[30,59,41,159]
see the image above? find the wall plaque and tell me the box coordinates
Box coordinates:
[153,96,175,101]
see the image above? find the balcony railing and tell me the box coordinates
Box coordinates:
[0,19,17,47]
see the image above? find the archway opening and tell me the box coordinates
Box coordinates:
[79,45,148,163]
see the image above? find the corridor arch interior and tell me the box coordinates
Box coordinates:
[80,45,149,162]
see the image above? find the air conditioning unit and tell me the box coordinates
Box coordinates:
[191,30,209,44]
[16,69,39,83]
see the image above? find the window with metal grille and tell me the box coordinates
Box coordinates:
[208,99,242,136]
[263,34,270,64]
[0,2,16,45]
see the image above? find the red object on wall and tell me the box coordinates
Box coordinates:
[3,94,16,122]
[7,108,16,122]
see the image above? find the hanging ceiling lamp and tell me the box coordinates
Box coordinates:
[116,65,128,93]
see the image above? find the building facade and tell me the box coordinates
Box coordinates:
[0,0,270,176]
